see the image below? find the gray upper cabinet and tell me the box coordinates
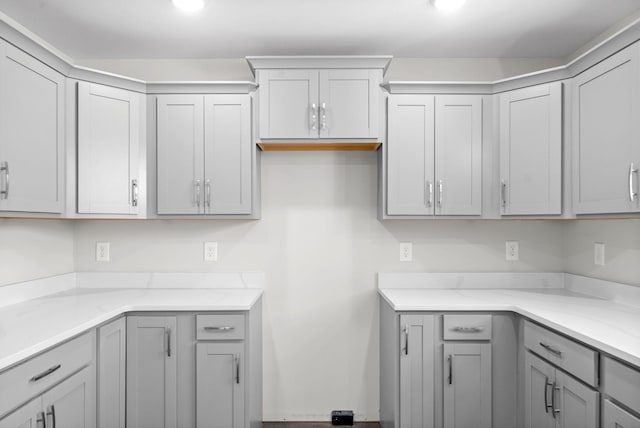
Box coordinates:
[0,41,64,214]
[500,82,562,215]
[257,68,380,140]
[78,82,142,215]
[386,94,482,217]
[572,41,640,214]
[157,94,252,216]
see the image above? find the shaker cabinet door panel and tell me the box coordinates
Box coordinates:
[157,95,204,215]
[97,317,126,428]
[196,342,245,428]
[500,82,562,215]
[127,316,178,428]
[435,95,482,216]
[0,42,64,214]
[41,367,95,428]
[387,95,435,216]
[573,42,640,214]
[399,314,435,428]
[524,353,556,428]
[258,70,318,139]
[78,82,140,214]
[204,95,252,215]
[318,69,379,139]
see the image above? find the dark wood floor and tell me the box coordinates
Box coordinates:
[263,423,379,427]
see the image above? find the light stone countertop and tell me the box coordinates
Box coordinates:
[378,287,640,368]
[0,287,263,371]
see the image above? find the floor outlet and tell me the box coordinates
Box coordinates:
[594,242,605,266]
[204,242,218,262]
[96,242,110,262]
[399,242,413,262]
[506,241,519,261]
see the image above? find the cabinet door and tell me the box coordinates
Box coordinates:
[318,69,379,139]
[555,370,598,428]
[78,82,140,214]
[387,95,435,216]
[0,42,64,213]
[0,397,42,428]
[41,367,95,428]
[603,399,640,428]
[157,95,204,214]
[434,95,482,216]
[442,343,491,428]
[258,70,319,139]
[127,316,178,428]
[204,95,252,215]
[399,314,435,428]
[572,42,640,214]
[196,342,244,428]
[500,82,562,215]
[524,352,555,428]
[98,317,126,428]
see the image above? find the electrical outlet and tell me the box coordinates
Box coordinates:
[204,242,218,262]
[399,242,413,262]
[505,241,519,261]
[594,242,605,266]
[96,242,110,262]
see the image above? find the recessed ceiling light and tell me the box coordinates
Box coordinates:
[172,0,205,12]
[432,0,466,12]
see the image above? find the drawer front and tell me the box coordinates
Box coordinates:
[523,321,597,386]
[443,314,492,340]
[196,314,245,340]
[0,332,94,418]
[603,356,640,413]
[603,399,640,428]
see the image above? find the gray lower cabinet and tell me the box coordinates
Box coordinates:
[524,352,598,428]
[127,316,179,428]
[443,343,491,428]
[97,317,126,428]
[380,302,516,428]
[0,366,95,428]
[603,400,640,428]
[196,342,245,428]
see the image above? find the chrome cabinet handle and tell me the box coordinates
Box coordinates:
[30,364,62,382]
[235,354,240,385]
[46,405,56,428]
[451,326,484,333]
[544,378,553,413]
[0,161,9,200]
[552,382,561,417]
[204,326,235,331]
[501,180,507,207]
[438,180,443,206]
[131,179,138,207]
[448,355,453,385]
[539,342,562,357]
[320,102,327,130]
[194,179,201,208]
[629,163,638,202]
[402,324,409,355]
[166,327,172,358]
[425,181,433,207]
[36,411,45,428]
[205,179,211,208]
[310,103,318,130]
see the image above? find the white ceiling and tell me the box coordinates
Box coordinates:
[0,0,639,60]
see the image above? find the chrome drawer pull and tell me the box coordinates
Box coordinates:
[36,411,45,428]
[451,326,484,333]
[448,354,453,385]
[30,364,62,382]
[552,383,561,417]
[544,378,553,413]
[0,161,8,200]
[539,342,562,357]
[630,163,638,202]
[204,326,235,331]
[501,179,507,207]
[235,354,240,384]
[46,405,56,428]
[131,179,138,207]
[402,324,409,355]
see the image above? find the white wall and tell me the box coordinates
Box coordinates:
[73,151,567,421]
[0,219,74,286]
[564,219,640,287]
